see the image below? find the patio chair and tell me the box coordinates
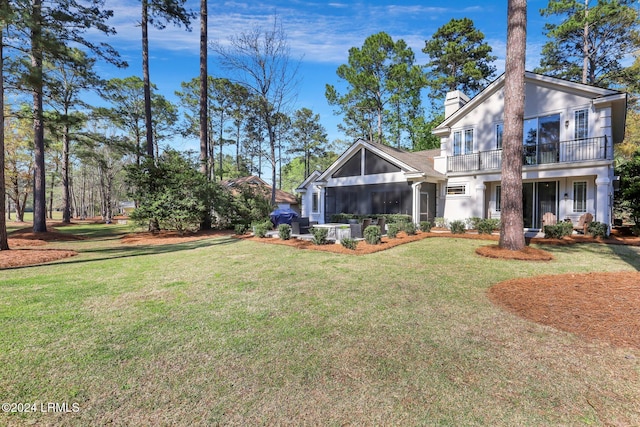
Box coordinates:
[573,213,593,234]
[350,223,363,239]
[291,221,300,235]
[542,212,557,227]
[361,218,372,230]
[376,217,386,234]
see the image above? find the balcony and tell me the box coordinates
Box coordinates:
[447,136,610,173]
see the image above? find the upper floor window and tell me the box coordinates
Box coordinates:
[496,123,503,150]
[453,129,473,155]
[575,109,589,140]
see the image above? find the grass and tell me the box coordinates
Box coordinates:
[1,225,639,426]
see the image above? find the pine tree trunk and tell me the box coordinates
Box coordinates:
[31,0,47,233]
[499,0,527,251]
[0,27,9,250]
[141,0,154,159]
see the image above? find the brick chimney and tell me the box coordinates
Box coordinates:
[444,90,470,119]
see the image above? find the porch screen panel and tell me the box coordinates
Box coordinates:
[364,150,401,174]
[332,151,361,178]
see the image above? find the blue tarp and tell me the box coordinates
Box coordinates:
[270,208,299,226]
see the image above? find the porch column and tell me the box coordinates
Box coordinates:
[411,182,422,225]
[595,177,610,227]
[475,184,486,218]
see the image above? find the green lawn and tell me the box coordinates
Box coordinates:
[1,224,639,426]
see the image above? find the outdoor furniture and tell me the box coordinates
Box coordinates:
[361,218,372,231]
[350,223,363,239]
[313,223,351,241]
[542,212,557,227]
[291,217,311,235]
[376,217,386,234]
[573,212,593,234]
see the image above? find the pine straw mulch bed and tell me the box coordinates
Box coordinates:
[488,272,640,349]
[3,226,640,349]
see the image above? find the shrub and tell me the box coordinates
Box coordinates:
[587,221,608,239]
[466,217,482,230]
[419,221,432,232]
[632,225,640,237]
[477,218,500,234]
[404,222,417,235]
[364,225,382,245]
[311,227,328,245]
[449,220,466,234]
[543,222,573,239]
[434,217,446,228]
[278,224,291,240]
[386,223,400,238]
[253,220,271,238]
[234,223,248,235]
[340,237,358,250]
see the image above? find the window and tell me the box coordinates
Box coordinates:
[452,129,473,155]
[453,131,462,156]
[446,185,467,196]
[464,129,473,153]
[495,185,501,212]
[575,109,589,139]
[364,149,401,175]
[496,123,503,149]
[312,192,319,213]
[332,150,361,178]
[573,181,587,212]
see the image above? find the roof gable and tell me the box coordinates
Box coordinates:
[433,71,626,135]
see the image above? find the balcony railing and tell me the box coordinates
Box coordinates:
[447,136,609,173]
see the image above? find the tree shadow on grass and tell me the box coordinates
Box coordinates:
[3,236,241,271]
[530,241,640,271]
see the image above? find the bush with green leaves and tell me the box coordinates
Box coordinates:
[434,217,447,228]
[466,217,482,230]
[364,225,382,245]
[543,222,573,239]
[404,222,417,235]
[419,221,432,232]
[278,224,292,240]
[340,237,358,250]
[386,223,400,238]
[477,218,500,234]
[126,150,216,234]
[587,221,608,238]
[253,220,271,238]
[234,224,248,235]
[311,227,328,245]
[449,220,466,234]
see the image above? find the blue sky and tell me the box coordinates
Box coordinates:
[91,0,551,156]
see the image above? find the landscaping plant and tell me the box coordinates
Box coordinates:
[340,237,358,250]
[419,221,432,232]
[311,227,328,245]
[364,225,381,244]
[278,224,292,240]
[449,219,466,234]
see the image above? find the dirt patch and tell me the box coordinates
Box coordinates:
[0,248,78,269]
[9,226,85,242]
[237,231,436,255]
[488,272,640,349]
[475,245,554,261]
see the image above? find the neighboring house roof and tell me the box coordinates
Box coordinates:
[433,71,627,144]
[316,138,445,183]
[222,176,298,205]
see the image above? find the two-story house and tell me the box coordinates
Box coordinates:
[297,72,627,231]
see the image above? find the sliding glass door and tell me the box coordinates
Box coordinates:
[522,181,558,228]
